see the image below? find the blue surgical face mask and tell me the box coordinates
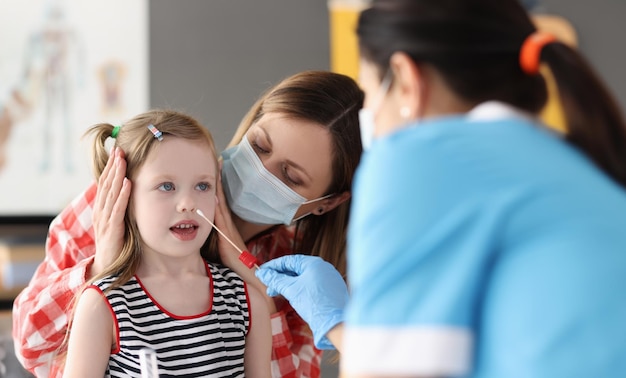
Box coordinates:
[221,135,333,225]
[358,71,393,150]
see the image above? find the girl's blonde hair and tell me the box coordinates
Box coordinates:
[227,71,364,277]
[58,109,218,369]
[85,108,219,290]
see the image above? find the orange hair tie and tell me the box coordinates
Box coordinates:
[519,32,557,75]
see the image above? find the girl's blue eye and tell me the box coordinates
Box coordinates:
[158,182,175,191]
[196,182,211,191]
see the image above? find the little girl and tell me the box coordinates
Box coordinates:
[61,109,271,377]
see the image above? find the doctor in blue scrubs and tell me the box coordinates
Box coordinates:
[255,0,626,376]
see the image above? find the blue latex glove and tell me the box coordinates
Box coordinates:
[255,255,348,350]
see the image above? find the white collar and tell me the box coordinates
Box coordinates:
[467,101,537,123]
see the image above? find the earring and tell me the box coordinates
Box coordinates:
[400,106,411,119]
[317,207,324,215]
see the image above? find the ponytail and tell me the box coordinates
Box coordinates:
[83,123,117,180]
[542,43,626,187]
[357,0,626,188]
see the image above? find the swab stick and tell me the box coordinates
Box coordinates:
[196,209,260,270]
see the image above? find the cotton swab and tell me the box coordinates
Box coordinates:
[195,209,260,270]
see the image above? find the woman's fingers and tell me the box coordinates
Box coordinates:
[112,177,131,226]
[214,166,246,255]
[100,148,126,215]
[91,148,130,276]
[94,148,116,218]
[215,163,228,218]
[214,167,231,231]
[109,149,127,212]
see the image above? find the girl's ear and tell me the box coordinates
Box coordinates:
[389,51,424,120]
[316,191,351,215]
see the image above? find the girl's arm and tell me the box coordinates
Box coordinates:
[244,284,272,378]
[63,287,114,378]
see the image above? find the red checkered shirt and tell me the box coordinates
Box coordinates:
[12,182,323,377]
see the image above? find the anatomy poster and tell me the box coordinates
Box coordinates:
[0,0,148,215]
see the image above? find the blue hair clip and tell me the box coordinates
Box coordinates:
[147,124,163,141]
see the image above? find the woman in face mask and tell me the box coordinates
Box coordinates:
[255,0,626,377]
[12,70,363,378]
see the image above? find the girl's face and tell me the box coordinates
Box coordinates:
[245,112,335,219]
[132,137,217,258]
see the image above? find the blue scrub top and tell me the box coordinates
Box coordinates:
[343,104,626,377]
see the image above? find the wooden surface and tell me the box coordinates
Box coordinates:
[0,242,44,301]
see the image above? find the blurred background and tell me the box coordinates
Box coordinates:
[0,0,625,376]
[2,0,626,216]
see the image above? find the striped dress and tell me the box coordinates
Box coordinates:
[90,261,250,377]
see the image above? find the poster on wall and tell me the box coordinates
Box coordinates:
[0,0,149,216]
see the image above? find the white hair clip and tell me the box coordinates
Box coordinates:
[147,124,163,141]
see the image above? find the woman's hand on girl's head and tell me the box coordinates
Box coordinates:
[213,161,246,266]
[214,164,277,313]
[91,147,131,278]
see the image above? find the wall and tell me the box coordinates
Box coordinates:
[537,0,626,112]
[149,0,626,151]
[149,0,330,152]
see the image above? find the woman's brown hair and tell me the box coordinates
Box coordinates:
[228,70,364,276]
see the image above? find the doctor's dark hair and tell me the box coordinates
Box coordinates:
[84,108,220,290]
[228,71,364,276]
[358,0,626,187]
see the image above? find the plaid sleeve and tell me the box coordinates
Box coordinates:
[12,183,97,376]
[270,304,322,378]
[247,226,323,377]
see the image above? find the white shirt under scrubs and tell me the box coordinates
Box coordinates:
[343,102,626,377]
